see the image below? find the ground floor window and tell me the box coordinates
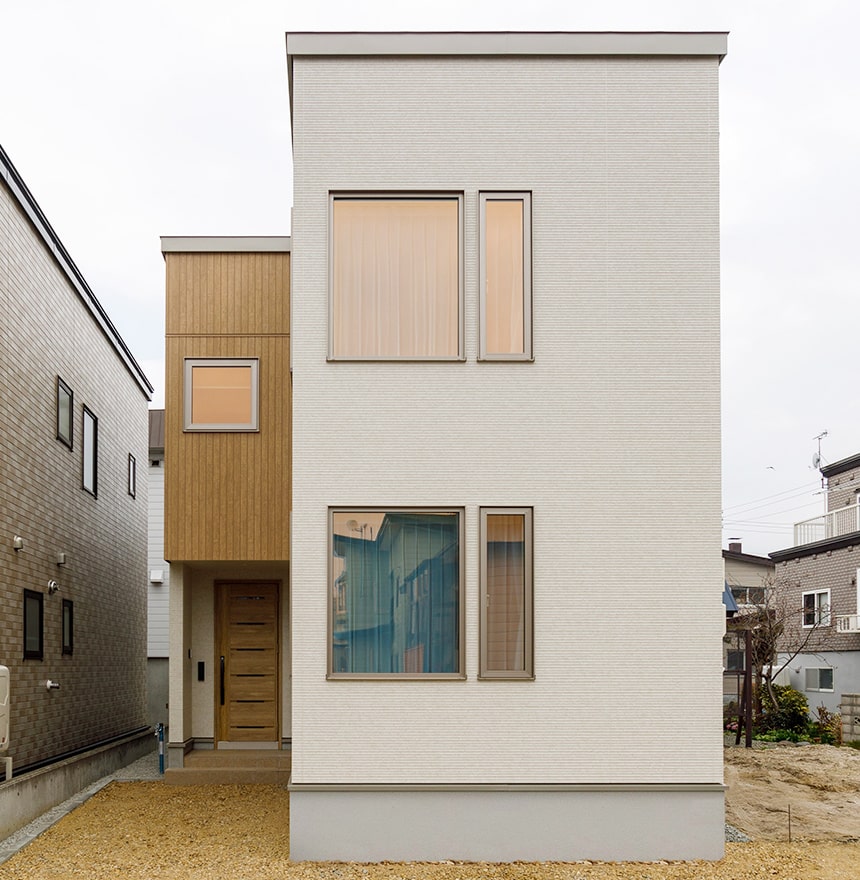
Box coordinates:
[329,509,463,678]
[805,667,834,692]
[24,590,43,660]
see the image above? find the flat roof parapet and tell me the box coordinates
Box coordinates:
[160,236,291,254]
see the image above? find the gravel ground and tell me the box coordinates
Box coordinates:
[0,749,858,879]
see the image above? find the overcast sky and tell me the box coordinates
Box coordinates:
[2,1,858,557]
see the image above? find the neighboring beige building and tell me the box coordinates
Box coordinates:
[0,143,152,826]
[771,453,860,715]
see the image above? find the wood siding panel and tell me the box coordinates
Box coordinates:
[164,252,290,561]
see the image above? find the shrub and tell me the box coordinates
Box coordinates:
[758,684,809,735]
[809,704,842,746]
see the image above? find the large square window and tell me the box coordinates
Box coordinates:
[330,195,463,360]
[479,192,532,360]
[805,667,833,692]
[57,377,73,448]
[82,406,98,496]
[329,509,464,677]
[479,507,534,679]
[24,590,44,660]
[184,358,259,431]
[802,589,830,628]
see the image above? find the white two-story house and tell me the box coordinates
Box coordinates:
[288,31,727,861]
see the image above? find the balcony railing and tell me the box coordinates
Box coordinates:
[793,503,860,546]
[836,614,860,634]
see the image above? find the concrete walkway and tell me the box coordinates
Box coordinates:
[0,748,163,865]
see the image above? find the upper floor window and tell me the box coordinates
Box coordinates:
[479,192,532,361]
[184,358,259,432]
[57,377,73,448]
[24,590,43,660]
[802,589,830,628]
[330,195,463,360]
[82,406,98,496]
[329,508,464,678]
[128,454,137,498]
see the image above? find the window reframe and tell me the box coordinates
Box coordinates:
[24,589,44,660]
[802,589,831,628]
[478,191,533,362]
[328,192,465,362]
[57,377,73,449]
[183,358,260,432]
[479,506,534,680]
[82,405,98,497]
[327,506,466,680]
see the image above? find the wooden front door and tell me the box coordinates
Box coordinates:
[216,582,279,746]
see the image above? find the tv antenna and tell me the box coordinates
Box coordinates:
[812,430,828,485]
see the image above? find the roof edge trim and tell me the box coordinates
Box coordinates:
[0,143,153,399]
[161,236,292,254]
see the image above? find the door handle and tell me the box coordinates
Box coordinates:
[220,655,225,706]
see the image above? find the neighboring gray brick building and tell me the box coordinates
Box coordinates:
[0,143,152,784]
[771,453,860,715]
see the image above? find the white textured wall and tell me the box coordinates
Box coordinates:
[147,457,169,656]
[291,55,724,784]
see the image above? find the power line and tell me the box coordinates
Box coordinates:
[722,480,822,514]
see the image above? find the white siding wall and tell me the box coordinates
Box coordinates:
[147,456,169,657]
[291,55,724,785]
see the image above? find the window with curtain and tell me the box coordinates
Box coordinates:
[330,196,463,359]
[479,192,532,360]
[183,358,259,431]
[329,509,463,677]
[480,507,533,679]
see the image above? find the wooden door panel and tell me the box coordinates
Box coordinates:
[217,582,279,744]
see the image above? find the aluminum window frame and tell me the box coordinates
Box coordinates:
[56,377,73,449]
[479,506,534,681]
[62,599,74,655]
[478,191,533,362]
[24,589,44,660]
[804,666,834,692]
[802,589,831,628]
[327,506,466,680]
[128,453,137,498]
[328,192,466,362]
[82,405,98,497]
[183,358,260,432]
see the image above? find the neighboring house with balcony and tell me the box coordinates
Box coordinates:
[0,143,152,835]
[770,452,860,715]
[722,543,774,703]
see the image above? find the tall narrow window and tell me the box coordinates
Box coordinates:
[329,509,464,678]
[480,507,533,679]
[24,590,44,660]
[82,406,98,496]
[479,192,532,360]
[128,454,136,498]
[62,599,74,655]
[802,589,830,627]
[331,195,463,359]
[184,359,259,431]
[57,377,73,448]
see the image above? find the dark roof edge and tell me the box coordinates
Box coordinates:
[0,144,153,400]
[821,452,860,479]
[770,531,860,562]
[722,549,774,566]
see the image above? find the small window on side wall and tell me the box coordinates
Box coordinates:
[24,590,44,660]
[479,192,532,361]
[57,377,73,448]
[184,359,259,432]
[128,454,136,498]
[82,406,98,496]
[479,507,534,680]
[62,599,74,655]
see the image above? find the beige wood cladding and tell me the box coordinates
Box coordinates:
[165,252,290,561]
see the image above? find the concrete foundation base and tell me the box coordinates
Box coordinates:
[289,786,725,862]
[0,730,153,839]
